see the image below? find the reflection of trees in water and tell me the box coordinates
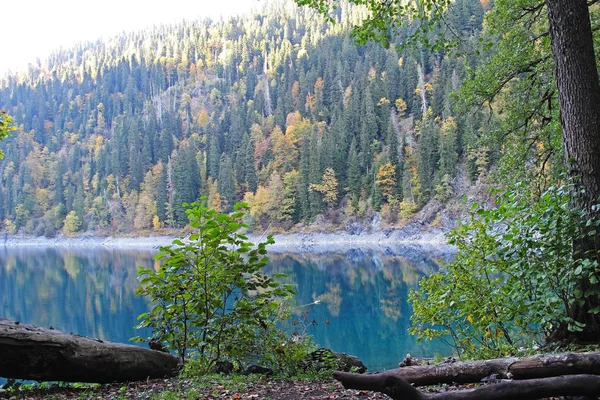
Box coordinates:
[313,283,342,316]
[0,246,451,371]
[266,248,451,371]
[0,247,154,343]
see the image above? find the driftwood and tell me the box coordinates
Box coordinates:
[334,352,600,400]
[333,373,600,400]
[0,318,180,383]
[338,352,600,386]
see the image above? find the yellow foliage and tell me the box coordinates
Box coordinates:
[441,116,457,134]
[207,179,222,212]
[313,283,342,317]
[4,219,16,235]
[376,162,397,200]
[244,186,269,218]
[399,200,418,220]
[309,168,338,208]
[395,98,408,117]
[197,108,210,128]
[271,126,299,173]
[63,211,81,235]
[36,188,51,213]
[377,97,390,106]
[152,215,163,230]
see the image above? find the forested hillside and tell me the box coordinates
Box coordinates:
[0,0,490,236]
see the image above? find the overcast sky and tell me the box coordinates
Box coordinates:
[1,0,261,75]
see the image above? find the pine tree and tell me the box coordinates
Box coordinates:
[438,116,459,179]
[217,154,236,212]
[308,126,323,218]
[172,143,201,226]
[416,109,439,204]
[299,132,311,221]
[387,117,403,199]
[281,170,300,225]
[207,133,221,180]
[245,139,258,193]
[347,139,361,200]
[128,118,144,191]
[156,162,168,222]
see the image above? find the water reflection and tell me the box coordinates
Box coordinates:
[0,247,152,343]
[267,246,451,371]
[0,244,451,373]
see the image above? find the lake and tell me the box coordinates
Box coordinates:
[0,244,451,374]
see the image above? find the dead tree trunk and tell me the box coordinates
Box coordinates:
[334,373,600,400]
[0,318,180,383]
[336,352,600,387]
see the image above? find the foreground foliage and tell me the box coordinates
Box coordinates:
[136,200,294,369]
[410,182,600,359]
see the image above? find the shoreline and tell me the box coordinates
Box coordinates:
[0,226,452,253]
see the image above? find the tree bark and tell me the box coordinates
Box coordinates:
[334,373,600,400]
[546,0,600,340]
[0,318,181,383]
[335,352,600,387]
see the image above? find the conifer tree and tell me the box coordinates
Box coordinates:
[308,126,323,218]
[299,132,311,221]
[387,117,402,198]
[416,109,439,204]
[245,139,258,193]
[347,139,361,200]
[172,143,200,226]
[438,116,459,179]
[156,162,168,223]
[217,154,236,212]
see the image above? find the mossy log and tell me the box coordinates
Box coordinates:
[0,318,180,383]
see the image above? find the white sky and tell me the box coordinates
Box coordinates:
[1,0,262,75]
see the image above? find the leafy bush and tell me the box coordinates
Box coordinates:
[136,200,294,367]
[410,182,600,359]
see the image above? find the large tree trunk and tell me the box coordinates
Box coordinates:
[546,0,600,340]
[0,318,181,383]
[336,352,600,387]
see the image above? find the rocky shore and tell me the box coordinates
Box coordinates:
[0,221,451,253]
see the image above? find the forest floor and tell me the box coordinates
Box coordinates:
[0,376,470,400]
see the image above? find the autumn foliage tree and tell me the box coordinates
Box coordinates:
[310,168,338,209]
[0,110,15,159]
[376,162,397,203]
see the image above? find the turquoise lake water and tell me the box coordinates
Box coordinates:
[0,244,451,376]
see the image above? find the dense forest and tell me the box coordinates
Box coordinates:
[0,0,491,236]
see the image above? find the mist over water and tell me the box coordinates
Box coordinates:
[0,245,451,375]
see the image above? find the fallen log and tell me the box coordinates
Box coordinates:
[333,373,600,400]
[336,352,600,387]
[0,318,180,383]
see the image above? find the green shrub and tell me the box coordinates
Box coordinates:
[409,182,600,359]
[135,199,294,367]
